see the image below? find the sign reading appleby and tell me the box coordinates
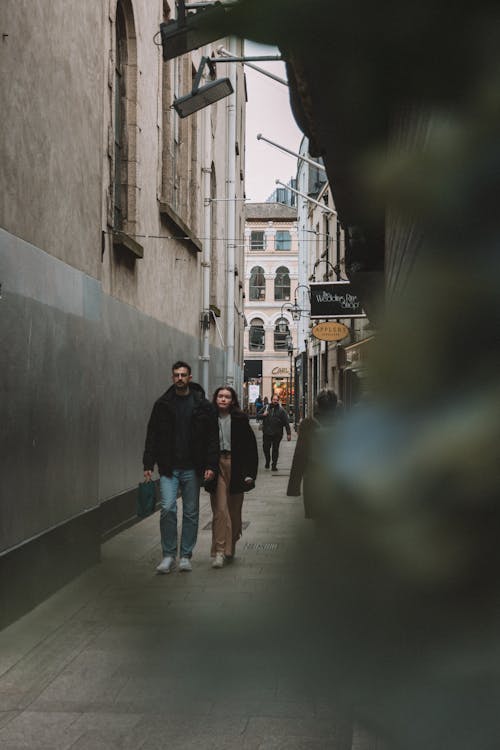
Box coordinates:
[309,281,365,319]
[311,321,349,342]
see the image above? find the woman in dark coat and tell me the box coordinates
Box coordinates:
[209,386,258,567]
[287,389,338,518]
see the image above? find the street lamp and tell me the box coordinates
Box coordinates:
[277,285,310,423]
[278,284,310,327]
[173,54,283,117]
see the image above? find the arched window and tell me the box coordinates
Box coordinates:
[249,266,266,300]
[274,318,290,351]
[274,266,290,301]
[249,318,265,351]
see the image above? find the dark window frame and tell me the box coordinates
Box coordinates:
[274,318,290,351]
[249,266,266,300]
[274,265,291,301]
[249,319,265,351]
[250,231,266,250]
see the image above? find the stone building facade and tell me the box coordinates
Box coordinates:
[243,202,298,414]
[0,0,246,626]
[295,137,373,413]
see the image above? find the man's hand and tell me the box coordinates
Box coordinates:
[204,469,215,481]
[144,470,153,482]
[287,434,292,441]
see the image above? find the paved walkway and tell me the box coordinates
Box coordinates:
[0,427,361,750]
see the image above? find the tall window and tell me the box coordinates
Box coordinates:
[160,13,198,230]
[274,318,290,351]
[250,231,265,250]
[275,230,291,250]
[111,0,137,235]
[274,266,290,301]
[114,2,127,229]
[249,319,265,351]
[249,266,266,300]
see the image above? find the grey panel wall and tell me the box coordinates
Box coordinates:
[98,296,200,501]
[1,228,226,555]
[0,230,101,553]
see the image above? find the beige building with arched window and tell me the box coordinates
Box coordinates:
[244,203,298,413]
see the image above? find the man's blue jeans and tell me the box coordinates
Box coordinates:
[159,470,201,558]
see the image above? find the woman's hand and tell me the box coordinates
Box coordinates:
[144,470,153,482]
[204,469,215,482]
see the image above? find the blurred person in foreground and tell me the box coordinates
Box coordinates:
[287,389,338,519]
[208,386,258,568]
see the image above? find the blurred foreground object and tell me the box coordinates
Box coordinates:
[183,1,500,747]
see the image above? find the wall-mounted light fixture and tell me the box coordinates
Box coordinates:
[173,56,232,117]
[200,308,225,345]
[278,284,311,330]
[173,53,283,117]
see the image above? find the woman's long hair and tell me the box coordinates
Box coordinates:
[212,385,243,414]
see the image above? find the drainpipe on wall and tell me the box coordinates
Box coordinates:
[225,35,237,387]
[201,81,212,395]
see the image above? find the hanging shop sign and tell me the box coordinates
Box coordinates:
[311,321,350,342]
[309,281,366,319]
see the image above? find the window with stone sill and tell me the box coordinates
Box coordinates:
[249,266,266,300]
[250,231,266,250]
[249,319,265,351]
[274,266,290,301]
[275,230,291,251]
[274,318,290,351]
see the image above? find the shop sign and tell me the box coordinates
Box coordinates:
[272,366,289,375]
[311,321,349,342]
[310,281,365,319]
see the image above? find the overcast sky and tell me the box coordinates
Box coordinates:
[243,41,303,202]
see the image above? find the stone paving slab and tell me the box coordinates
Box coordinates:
[0,430,363,750]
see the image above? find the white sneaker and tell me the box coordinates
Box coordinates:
[212,552,224,569]
[156,556,175,574]
[178,557,192,572]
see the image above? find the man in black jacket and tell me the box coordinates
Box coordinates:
[143,361,218,574]
[258,394,291,471]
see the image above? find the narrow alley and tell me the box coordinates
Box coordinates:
[0,429,360,749]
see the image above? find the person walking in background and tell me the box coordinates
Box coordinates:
[287,389,338,518]
[253,393,263,417]
[209,386,258,568]
[258,394,291,471]
[143,361,218,574]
